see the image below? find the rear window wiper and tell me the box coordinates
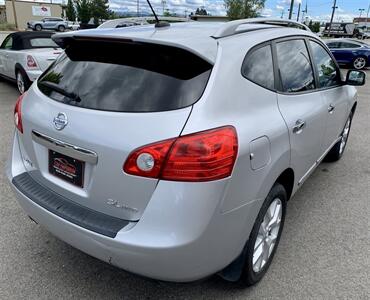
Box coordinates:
[38,81,81,102]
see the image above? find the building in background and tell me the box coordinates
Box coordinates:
[353,17,370,31]
[0,5,6,23]
[5,0,63,29]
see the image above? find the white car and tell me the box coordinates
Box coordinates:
[67,21,80,31]
[0,31,62,94]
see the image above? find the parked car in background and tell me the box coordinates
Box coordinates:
[98,16,192,29]
[67,21,80,31]
[326,39,370,70]
[98,18,148,29]
[0,32,62,94]
[27,18,69,32]
[7,19,365,287]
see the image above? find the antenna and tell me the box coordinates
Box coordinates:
[145,0,170,28]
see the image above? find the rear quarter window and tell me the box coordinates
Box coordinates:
[38,40,212,112]
[242,44,275,90]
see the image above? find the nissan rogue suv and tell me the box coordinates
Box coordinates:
[6,19,365,286]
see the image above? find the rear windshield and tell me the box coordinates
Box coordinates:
[38,40,212,112]
[30,38,58,48]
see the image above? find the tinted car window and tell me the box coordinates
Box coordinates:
[242,45,274,90]
[38,41,212,112]
[30,38,58,48]
[276,39,315,93]
[310,41,340,88]
[326,42,339,49]
[339,42,361,49]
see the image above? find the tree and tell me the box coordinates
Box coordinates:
[90,0,111,25]
[195,7,208,15]
[76,0,91,24]
[224,0,266,20]
[308,20,321,33]
[66,0,76,21]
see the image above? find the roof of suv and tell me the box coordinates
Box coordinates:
[53,20,312,63]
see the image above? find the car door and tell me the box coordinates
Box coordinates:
[47,18,58,29]
[274,38,328,186]
[308,40,349,151]
[42,18,52,29]
[0,35,14,78]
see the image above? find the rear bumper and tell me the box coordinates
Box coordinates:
[6,132,260,282]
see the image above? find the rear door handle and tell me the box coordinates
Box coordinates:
[328,104,335,113]
[293,119,306,134]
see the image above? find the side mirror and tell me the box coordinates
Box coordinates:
[346,70,366,86]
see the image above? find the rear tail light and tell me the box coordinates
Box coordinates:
[124,126,238,182]
[26,55,37,68]
[14,93,26,133]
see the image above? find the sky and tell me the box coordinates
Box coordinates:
[1,0,369,22]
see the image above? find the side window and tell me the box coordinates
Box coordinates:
[276,39,315,93]
[339,42,361,49]
[309,41,340,88]
[326,42,339,49]
[242,44,275,90]
[1,36,13,49]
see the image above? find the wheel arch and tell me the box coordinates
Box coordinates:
[14,63,29,80]
[275,168,294,200]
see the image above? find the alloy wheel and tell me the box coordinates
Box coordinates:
[339,117,351,155]
[252,198,282,273]
[17,72,25,94]
[353,57,366,70]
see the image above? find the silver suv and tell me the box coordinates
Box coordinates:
[6,19,365,286]
[27,18,68,32]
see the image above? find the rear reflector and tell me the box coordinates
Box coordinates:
[123,126,238,182]
[14,93,25,133]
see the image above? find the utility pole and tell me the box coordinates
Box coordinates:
[11,0,18,30]
[365,3,370,32]
[162,0,166,15]
[302,1,308,23]
[328,0,337,36]
[296,2,301,22]
[137,0,139,17]
[359,8,365,18]
[288,0,294,19]
[281,9,284,19]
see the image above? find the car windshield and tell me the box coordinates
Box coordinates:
[38,40,212,112]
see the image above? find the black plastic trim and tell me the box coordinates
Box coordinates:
[12,173,130,238]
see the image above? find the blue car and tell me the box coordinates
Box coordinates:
[325,39,370,70]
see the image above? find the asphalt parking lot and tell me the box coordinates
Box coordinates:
[1,33,370,299]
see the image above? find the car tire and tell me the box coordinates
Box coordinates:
[352,56,367,70]
[16,70,31,94]
[325,112,353,162]
[239,183,287,286]
[58,25,66,32]
[35,24,42,31]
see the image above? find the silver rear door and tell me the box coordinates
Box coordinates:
[275,38,327,185]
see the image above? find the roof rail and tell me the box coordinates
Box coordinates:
[212,18,311,38]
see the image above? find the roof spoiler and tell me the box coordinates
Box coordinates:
[212,18,311,38]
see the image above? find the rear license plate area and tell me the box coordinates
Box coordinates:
[48,150,85,188]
